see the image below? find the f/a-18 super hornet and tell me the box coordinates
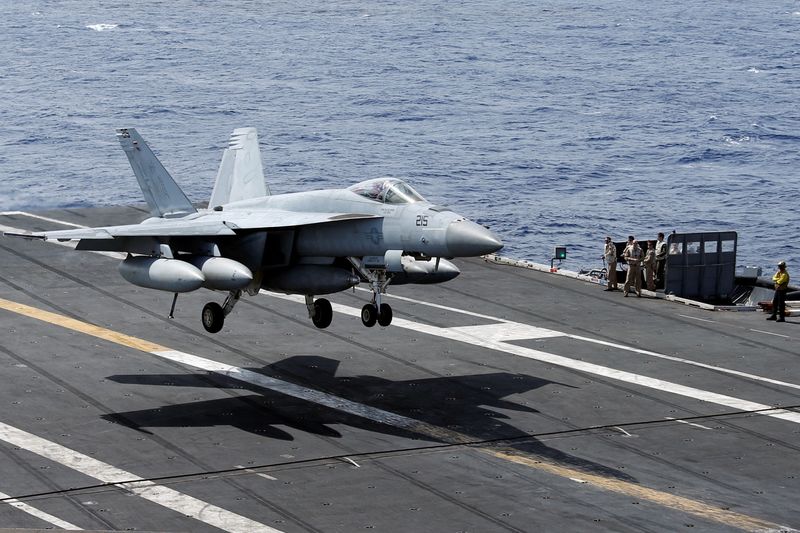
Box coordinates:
[5,128,502,333]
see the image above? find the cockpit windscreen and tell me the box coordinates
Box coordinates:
[348,178,425,204]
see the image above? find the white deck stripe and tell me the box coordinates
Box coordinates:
[749,329,790,339]
[0,211,89,229]
[0,489,82,530]
[234,466,277,481]
[447,323,563,341]
[678,314,716,323]
[0,423,282,533]
[665,417,714,431]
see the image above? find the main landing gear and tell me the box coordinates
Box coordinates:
[305,295,333,329]
[201,289,241,333]
[303,293,390,329]
[198,256,396,332]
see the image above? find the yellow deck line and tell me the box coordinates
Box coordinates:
[0,298,165,352]
[489,449,781,531]
[0,296,791,532]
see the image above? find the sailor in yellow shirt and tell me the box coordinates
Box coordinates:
[766,261,790,322]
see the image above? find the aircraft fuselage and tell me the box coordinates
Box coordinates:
[225,188,500,259]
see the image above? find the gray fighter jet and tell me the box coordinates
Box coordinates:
[5,128,502,333]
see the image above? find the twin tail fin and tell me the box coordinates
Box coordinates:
[116,127,269,217]
[209,127,269,208]
[116,128,196,218]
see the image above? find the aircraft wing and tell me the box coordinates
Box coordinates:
[6,220,238,241]
[218,210,380,230]
[4,210,381,242]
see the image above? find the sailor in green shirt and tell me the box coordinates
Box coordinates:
[766,261,790,322]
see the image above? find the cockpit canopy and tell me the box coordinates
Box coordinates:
[348,178,425,204]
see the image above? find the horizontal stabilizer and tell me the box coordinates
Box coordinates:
[209,128,269,208]
[117,128,197,218]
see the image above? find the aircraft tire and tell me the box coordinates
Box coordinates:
[202,302,225,333]
[377,303,392,327]
[361,303,378,327]
[312,298,333,329]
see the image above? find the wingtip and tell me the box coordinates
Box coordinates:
[3,231,45,240]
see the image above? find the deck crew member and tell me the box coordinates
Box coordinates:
[603,236,618,291]
[766,261,790,322]
[655,232,667,287]
[642,240,656,291]
[622,237,643,297]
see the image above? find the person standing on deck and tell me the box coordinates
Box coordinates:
[655,232,667,287]
[642,240,656,291]
[766,261,790,322]
[603,236,618,291]
[622,237,643,297]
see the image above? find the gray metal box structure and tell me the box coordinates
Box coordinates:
[664,231,737,301]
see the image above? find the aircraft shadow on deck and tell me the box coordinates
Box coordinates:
[104,356,634,481]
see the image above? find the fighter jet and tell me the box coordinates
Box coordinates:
[5,128,502,333]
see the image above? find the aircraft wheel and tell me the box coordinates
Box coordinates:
[377,303,393,327]
[202,302,224,333]
[361,303,378,327]
[312,298,333,329]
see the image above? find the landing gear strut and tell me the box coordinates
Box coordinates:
[349,257,393,328]
[305,296,333,329]
[201,290,241,333]
[169,293,179,319]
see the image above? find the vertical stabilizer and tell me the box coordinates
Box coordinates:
[116,128,196,218]
[209,128,269,208]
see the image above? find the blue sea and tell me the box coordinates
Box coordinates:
[2,1,798,273]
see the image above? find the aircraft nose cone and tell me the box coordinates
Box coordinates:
[445,220,503,257]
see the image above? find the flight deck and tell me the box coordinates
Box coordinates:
[0,207,798,532]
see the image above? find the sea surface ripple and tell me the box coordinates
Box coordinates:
[1,1,798,272]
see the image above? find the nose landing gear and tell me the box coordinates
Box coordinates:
[348,256,395,328]
[360,285,393,328]
[360,302,392,327]
[361,303,377,327]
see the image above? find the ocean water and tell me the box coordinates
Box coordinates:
[2,1,798,273]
